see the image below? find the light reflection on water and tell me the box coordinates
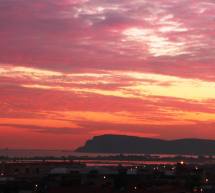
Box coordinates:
[0,149,201,158]
[1,149,214,166]
[2,159,177,167]
[73,160,176,167]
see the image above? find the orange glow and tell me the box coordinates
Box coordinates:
[0,0,215,149]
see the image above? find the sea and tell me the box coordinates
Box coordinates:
[0,149,204,166]
[0,149,199,158]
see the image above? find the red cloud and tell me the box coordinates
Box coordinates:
[0,0,215,148]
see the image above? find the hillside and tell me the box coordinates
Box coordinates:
[75,134,215,155]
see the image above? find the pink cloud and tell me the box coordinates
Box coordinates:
[0,0,215,148]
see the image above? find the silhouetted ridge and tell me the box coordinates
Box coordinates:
[75,134,215,155]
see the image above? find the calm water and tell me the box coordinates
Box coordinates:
[1,149,213,166]
[0,149,74,157]
[73,160,176,166]
[0,149,199,158]
[0,149,126,158]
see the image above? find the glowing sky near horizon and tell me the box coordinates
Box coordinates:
[0,0,215,149]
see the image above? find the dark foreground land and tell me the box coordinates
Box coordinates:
[0,160,215,193]
[76,134,215,155]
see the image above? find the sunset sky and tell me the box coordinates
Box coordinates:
[0,0,215,150]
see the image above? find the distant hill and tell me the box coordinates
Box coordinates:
[75,134,215,155]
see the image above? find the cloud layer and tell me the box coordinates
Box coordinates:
[0,0,215,149]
